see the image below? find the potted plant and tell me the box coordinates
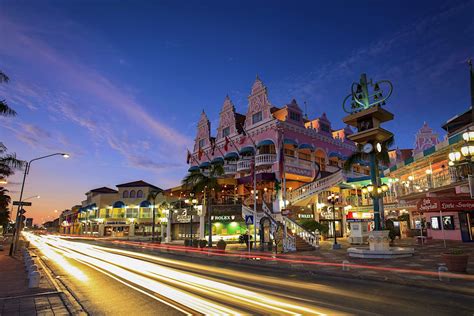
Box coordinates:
[198,239,207,249]
[192,239,199,248]
[184,239,191,247]
[442,248,469,273]
[216,239,227,252]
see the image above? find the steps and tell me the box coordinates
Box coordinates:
[287,169,345,204]
[288,230,316,251]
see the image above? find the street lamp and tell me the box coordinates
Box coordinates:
[185,197,198,243]
[9,153,70,256]
[327,193,341,250]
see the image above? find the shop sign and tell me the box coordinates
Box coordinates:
[346,211,373,220]
[105,221,127,225]
[211,215,236,222]
[417,197,474,212]
[297,214,313,219]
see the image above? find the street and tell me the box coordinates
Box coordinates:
[25,234,473,315]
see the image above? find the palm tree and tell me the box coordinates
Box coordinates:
[0,143,25,178]
[0,187,12,233]
[0,70,16,117]
[182,164,224,247]
[147,189,164,241]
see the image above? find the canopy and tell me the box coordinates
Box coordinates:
[199,162,211,169]
[211,157,224,165]
[256,139,275,147]
[188,166,199,172]
[239,146,255,155]
[283,139,298,147]
[298,143,315,151]
[139,200,151,208]
[224,152,239,160]
[328,152,342,159]
[87,203,97,210]
[113,201,126,208]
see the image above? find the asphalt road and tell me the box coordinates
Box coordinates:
[26,234,474,315]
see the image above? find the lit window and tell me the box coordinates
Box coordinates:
[252,111,262,124]
[130,190,136,198]
[123,190,129,198]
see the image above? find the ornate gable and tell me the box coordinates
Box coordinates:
[245,75,272,128]
[217,95,238,140]
[413,122,439,155]
[193,110,211,152]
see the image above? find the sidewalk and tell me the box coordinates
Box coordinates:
[0,237,71,315]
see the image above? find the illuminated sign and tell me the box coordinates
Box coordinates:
[211,215,236,222]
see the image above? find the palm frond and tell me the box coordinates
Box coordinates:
[0,154,25,170]
[0,71,9,83]
[344,151,365,171]
[0,100,16,117]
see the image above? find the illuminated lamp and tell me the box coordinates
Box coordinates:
[361,186,368,194]
[381,184,389,192]
[367,184,374,193]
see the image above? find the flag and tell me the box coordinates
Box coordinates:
[224,137,230,151]
[186,150,191,164]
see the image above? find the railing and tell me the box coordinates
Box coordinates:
[255,154,277,166]
[394,168,460,197]
[283,234,296,252]
[284,216,319,248]
[237,159,252,171]
[343,193,397,206]
[224,162,237,174]
[287,170,345,204]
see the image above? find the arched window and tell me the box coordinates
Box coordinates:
[130,190,136,198]
[123,190,129,198]
[137,190,143,198]
[315,149,326,172]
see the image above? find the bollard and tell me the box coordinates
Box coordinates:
[28,264,38,278]
[27,262,37,274]
[25,258,33,269]
[28,271,41,288]
[438,264,450,282]
[342,260,350,271]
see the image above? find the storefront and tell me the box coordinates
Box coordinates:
[209,204,247,242]
[171,208,200,240]
[319,206,344,238]
[417,197,474,242]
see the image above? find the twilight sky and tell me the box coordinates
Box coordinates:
[1,0,473,223]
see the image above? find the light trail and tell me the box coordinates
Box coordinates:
[25,233,341,315]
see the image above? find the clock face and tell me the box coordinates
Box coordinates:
[363,143,373,154]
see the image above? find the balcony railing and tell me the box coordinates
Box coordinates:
[237,159,252,171]
[224,162,237,175]
[255,154,277,166]
[394,168,461,197]
[344,193,397,206]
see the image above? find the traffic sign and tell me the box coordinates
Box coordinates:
[245,215,254,225]
[13,201,32,206]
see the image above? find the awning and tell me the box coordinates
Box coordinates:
[239,146,255,155]
[78,207,86,213]
[199,162,211,169]
[139,200,151,208]
[298,143,314,151]
[224,152,239,160]
[328,152,341,158]
[211,157,224,165]
[256,139,275,147]
[188,166,199,172]
[113,201,126,208]
[284,139,298,147]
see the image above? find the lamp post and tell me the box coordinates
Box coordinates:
[361,183,389,230]
[327,193,341,250]
[9,153,69,256]
[185,198,198,242]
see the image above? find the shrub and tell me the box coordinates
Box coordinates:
[217,239,227,250]
[300,220,329,234]
[198,240,207,248]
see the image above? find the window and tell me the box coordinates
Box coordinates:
[125,208,139,218]
[123,190,129,198]
[289,111,300,121]
[199,139,205,148]
[130,190,136,198]
[252,111,262,124]
[431,215,455,230]
[222,127,230,137]
[137,190,143,198]
[430,216,441,230]
[320,123,330,133]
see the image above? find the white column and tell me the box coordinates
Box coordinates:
[129,223,135,237]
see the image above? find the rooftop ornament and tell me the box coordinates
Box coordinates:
[342,74,393,114]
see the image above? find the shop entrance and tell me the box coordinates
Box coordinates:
[321,219,343,238]
[459,211,474,242]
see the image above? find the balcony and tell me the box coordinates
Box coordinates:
[255,154,277,167]
[237,159,252,172]
[224,162,237,175]
[394,168,460,197]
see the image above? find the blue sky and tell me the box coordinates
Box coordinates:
[0,0,473,222]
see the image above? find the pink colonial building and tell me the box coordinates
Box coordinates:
[188,76,366,219]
